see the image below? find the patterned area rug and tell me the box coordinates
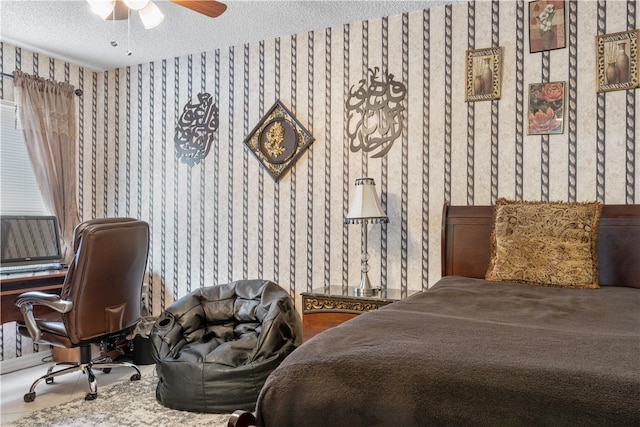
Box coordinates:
[6,373,234,427]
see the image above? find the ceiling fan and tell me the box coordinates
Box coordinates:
[87,0,227,29]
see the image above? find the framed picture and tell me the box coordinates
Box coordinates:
[528,81,565,135]
[465,47,502,102]
[243,99,314,181]
[595,29,639,93]
[529,1,566,53]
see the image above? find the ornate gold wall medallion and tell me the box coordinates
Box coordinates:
[244,100,314,181]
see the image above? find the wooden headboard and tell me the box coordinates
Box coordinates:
[441,204,640,288]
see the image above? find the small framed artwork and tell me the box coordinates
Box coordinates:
[595,29,639,93]
[243,99,314,181]
[529,1,566,53]
[465,47,502,102]
[528,81,565,135]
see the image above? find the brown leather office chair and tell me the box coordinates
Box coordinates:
[16,218,150,402]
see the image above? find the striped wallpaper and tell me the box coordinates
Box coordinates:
[1,0,637,361]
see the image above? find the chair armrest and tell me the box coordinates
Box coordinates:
[16,291,73,312]
[15,291,73,342]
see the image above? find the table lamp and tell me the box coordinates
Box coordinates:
[344,177,389,297]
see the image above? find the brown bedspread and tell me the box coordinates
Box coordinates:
[255,276,640,426]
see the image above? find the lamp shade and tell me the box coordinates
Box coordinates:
[345,178,389,224]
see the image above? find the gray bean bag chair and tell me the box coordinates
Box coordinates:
[150,279,301,413]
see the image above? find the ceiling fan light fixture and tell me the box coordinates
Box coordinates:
[139,2,164,29]
[87,0,116,20]
[123,0,150,10]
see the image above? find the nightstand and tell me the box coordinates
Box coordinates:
[300,286,410,341]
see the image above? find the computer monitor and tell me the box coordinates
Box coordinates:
[0,215,62,267]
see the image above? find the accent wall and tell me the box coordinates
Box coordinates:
[1,0,637,361]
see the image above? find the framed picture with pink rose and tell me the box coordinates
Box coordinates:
[529,0,566,53]
[528,81,565,135]
[595,29,639,93]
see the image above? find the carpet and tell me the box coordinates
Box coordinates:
[6,373,236,427]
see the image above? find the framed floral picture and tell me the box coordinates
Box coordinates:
[529,1,566,53]
[464,47,502,102]
[528,81,565,135]
[595,29,639,93]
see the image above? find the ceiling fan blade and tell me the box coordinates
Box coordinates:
[169,0,227,18]
[106,0,131,20]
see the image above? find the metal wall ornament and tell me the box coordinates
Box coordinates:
[174,92,219,166]
[345,67,407,158]
[244,100,314,181]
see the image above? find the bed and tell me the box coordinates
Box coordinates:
[230,202,640,427]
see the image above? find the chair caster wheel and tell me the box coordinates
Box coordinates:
[101,368,112,374]
[130,373,141,381]
[45,377,54,384]
[85,392,97,401]
[24,392,36,402]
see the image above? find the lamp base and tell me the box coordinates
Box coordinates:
[353,286,380,297]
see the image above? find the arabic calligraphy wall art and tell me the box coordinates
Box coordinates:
[244,100,314,181]
[345,67,407,158]
[175,92,219,165]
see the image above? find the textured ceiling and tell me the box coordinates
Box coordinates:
[0,0,456,72]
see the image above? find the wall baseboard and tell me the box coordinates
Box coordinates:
[0,350,52,375]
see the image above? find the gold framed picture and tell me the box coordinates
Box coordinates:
[243,100,314,181]
[528,81,565,135]
[596,29,639,93]
[465,47,502,102]
[529,1,566,53]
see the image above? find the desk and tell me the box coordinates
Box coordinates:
[0,269,67,324]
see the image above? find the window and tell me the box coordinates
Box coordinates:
[1,99,47,215]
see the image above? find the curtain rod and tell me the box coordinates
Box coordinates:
[1,72,83,96]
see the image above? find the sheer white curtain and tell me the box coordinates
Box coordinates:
[13,70,79,261]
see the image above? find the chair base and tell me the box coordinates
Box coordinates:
[23,347,141,402]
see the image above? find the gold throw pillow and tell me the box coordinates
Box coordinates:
[485,199,602,288]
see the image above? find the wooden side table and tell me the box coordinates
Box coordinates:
[300,286,407,342]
